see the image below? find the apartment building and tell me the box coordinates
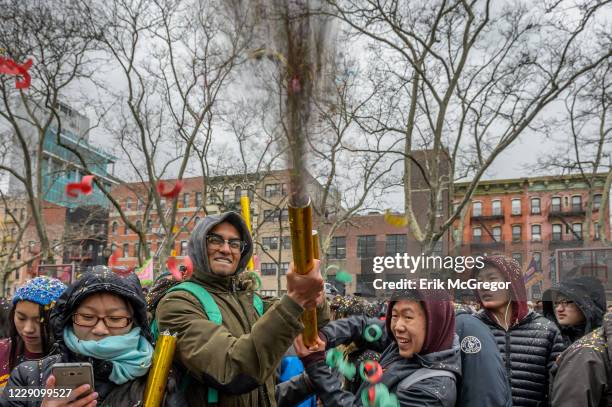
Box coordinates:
[453,173,611,299]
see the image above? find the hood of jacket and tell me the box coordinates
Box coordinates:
[385,286,455,355]
[50,266,151,344]
[187,212,253,285]
[471,256,529,327]
[543,276,606,338]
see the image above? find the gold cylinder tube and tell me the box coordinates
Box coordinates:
[312,230,320,260]
[143,332,177,407]
[288,201,317,346]
[240,194,254,271]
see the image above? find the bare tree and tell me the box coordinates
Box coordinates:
[536,63,611,244]
[323,0,611,253]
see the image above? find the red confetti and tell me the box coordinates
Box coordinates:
[167,255,193,281]
[0,57,32,89]
[65,175,95,198]
[156,180,184,199]
[107,249,134,276]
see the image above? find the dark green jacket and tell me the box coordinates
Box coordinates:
[156,212,328,407]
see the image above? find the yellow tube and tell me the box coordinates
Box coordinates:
[143,332,177,407]
[240,194,254,271]
[288,201,317,346]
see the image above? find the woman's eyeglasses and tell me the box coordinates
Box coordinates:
[553,300,575,308]
[72,313,132,329]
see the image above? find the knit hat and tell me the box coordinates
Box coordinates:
[12,276,67,307]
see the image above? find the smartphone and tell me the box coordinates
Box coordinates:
[51,362,95,395]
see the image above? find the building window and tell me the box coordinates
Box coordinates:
[261,263,276,276]
[533,252,542,271]
[281,236,291,250]
[195,192,202,207]
[492,226,502,242]
[511,199,521,215]
[160,199,166,210]
[262,237,279,250]
[571,195,582,212]
[126,198,132,211]
[593,194,602,210]
[136,220,142,231]
[472,228,482,242]
[594,222,601,240]
[194,216,200,225]
[492,200,502,216]
[124,223,129,235]
[263,209,276,222]
[327,237,346,259]
[512,252,523,267]
[134,242,140,257]
[357,235,377,258]
[552,224,562,241]
[183,193,190,208]
[122,243,129,258]
[181,216,188,226]
[432,241,443,257]
[280,262,289,275]
[280,209,289,221]
[572,223,583,240]
[551,197,561,212]
[264,184,281,197]
[472,202,482,217]
[531,225,542,242]
[512,225,521,242]
[531,198,541,215]
[223,188,231,203]
[234,186,242,202]
[137,199,144,211]
[385,234,407,255]
[180,241,188,256]
[111,221,118,235]
[146,220,153,233]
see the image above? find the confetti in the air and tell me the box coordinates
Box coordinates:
[383,209,408,228]
[157,180,184,199]
[66,175,95,198]
[0,57,32,89]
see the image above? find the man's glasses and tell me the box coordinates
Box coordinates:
[72,313,132,328]
[553,300,575,308]
[206,233,246,253]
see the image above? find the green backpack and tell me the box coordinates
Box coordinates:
[150,281,265,404]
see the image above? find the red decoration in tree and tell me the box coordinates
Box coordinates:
[156,180,184,199]
[0,57,32,89]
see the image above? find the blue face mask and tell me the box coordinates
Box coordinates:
[63,326,154,385]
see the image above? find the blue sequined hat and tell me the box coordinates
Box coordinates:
[12,276,67,307]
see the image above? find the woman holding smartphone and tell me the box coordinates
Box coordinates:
[0,277,66,389]
[0,266,186,407]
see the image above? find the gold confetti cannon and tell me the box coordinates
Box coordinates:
[143,331,177,407]
[240,192,255,271]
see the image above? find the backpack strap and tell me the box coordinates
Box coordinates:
[253,294,264,317]
[164,283,264,404]
[398,368,456,390]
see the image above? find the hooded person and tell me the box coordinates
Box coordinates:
[277,287,461,407]
[0,277,66,389]
[0,267,186,407]
[472,256,565,407]
[154,212,328,407]
[550,312,612,407]
[542,276,606,346]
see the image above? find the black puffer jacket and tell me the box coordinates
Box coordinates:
[476,311,565,407]
[542,276,606,346]
[0,267,186,407]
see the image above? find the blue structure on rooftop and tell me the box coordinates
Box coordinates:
[41,127,116,209]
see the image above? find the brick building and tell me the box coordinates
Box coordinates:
[453,173,611,299]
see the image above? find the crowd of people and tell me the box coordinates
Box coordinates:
[0,210,609,406]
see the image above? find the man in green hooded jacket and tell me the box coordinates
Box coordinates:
[156,211,328,406]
